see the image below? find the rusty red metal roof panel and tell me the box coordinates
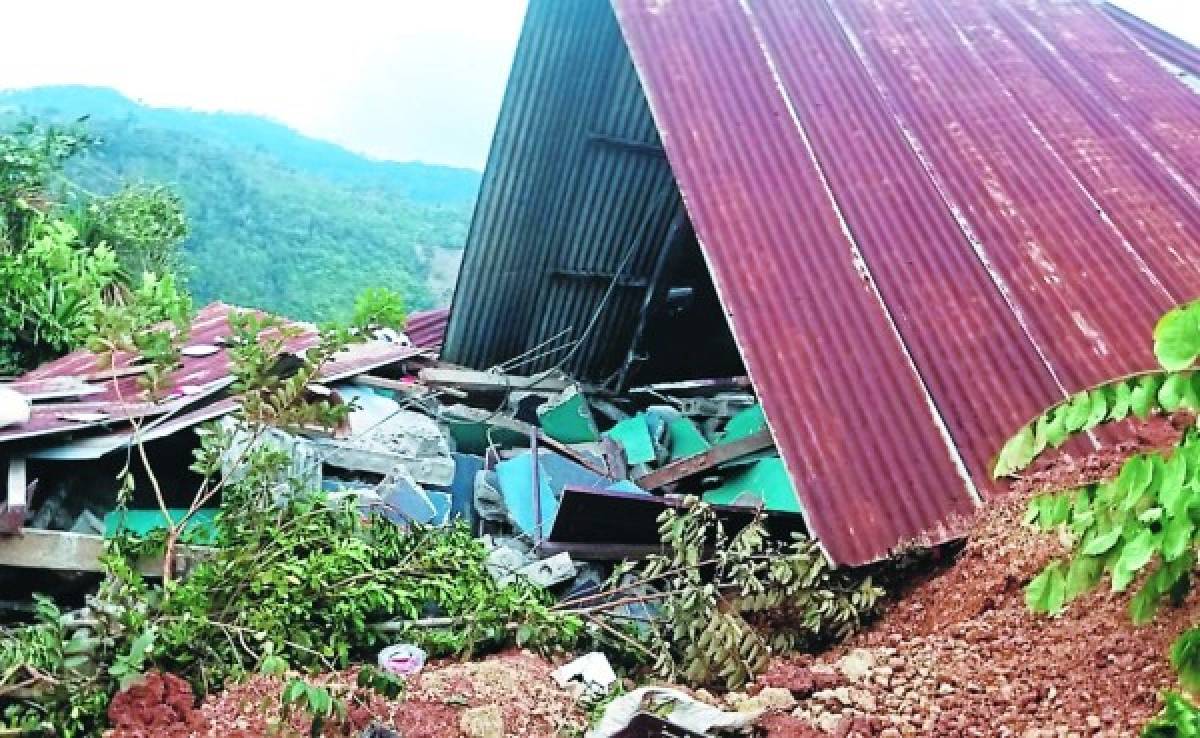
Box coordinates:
[2,303,421,444]
[405,308,450,352]
[613,0,1200,564]
[1012,2,1200,184]
[747,0,1061,485]
[831,0,1176,387]
[614,0,979,565]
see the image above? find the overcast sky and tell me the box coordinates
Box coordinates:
[1113,0,1200,46]
[0,1,1195,172]
[0,0,527,170]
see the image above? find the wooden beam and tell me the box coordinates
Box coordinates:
[352,373,467,399]
[0,529,209,576]
[635,429,774,490]
[418,368,569,393]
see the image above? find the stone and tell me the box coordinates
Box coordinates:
[838,649,877,683]
[734,686,796,713]
[460,705,504,738]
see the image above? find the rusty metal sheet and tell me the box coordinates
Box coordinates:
[747,1,1061,485]
[614,0,978,566]
[404,308,450,352]
[2,303,422,444]
[613,0,1200,564]
[831,0,1176,388]
[1012,1,1200,184]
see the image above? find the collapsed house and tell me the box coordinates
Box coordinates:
[444,0,1200,565]
[1,0,1199,582]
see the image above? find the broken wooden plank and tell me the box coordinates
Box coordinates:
[0,529,209,576]
[352,373,467,399]
[635,429,774,490]
[418,367,570,393]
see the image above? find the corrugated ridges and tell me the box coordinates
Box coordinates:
[831,0,1174,389]
[614,0,1200,563]
[443,0,682,381]
[613,0,978,565]
[1016,2,1200,184]
[749,0,1061,485]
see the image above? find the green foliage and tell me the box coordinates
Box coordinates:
[1156,303,1200,372]
[0,119,192,374]
[1143,693,1200,737]
[992,372,1191,478]
[2,87,476,323]
[1171,628,1200,694]
[1022,433,1198,622]
[1005,299,1200,734]
[635,500,883,689]
[76,183,189,278]
[353,286,407,330]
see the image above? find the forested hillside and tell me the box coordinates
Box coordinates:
[0,86,478,321]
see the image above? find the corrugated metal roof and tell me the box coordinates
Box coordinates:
[2,302,421,444]
[442,0,685,382]
[611,0,1200,564]
[446,0,1200,564]
[404,308,450,353]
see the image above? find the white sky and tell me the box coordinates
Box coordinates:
[1111,0,1200,47]
[0,0,527,170]
[0,1,1194,171]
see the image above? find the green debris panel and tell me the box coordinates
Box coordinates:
[103,508,219,545]
[667,417,711,461]
[605,414,656,465]
[720,403,767,443]
[703,456,802,514]
[537,386,600,444]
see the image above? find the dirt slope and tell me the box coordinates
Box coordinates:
[760,495,1198,737]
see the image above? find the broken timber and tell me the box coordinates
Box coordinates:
[0,529,209,576]
[635,428,774,490]
[418,368,570,393]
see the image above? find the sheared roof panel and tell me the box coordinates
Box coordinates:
[614,0,1200,564]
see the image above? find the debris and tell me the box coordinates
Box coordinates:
[635,429,774,490]
[551,652,617,698]
[103,509,219,544]
[588,687,760,738]
[605,414,656,465]
[517,551,576,587]
[538,385,600,443]
[419,367,570,393]
[376,643,427,677]
[703,456,801,514]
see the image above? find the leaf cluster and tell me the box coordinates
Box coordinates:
[637,500,882,689]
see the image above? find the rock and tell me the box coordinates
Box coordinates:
[459,705,504,738]
[838,649,877,683]
[735,686,797,713]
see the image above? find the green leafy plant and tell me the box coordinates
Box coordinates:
[352,286,407,331]
[996,298,1200,735]
[592,499,883,689]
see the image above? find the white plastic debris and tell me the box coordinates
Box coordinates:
[587,687,760,738]
[0,387,31,429]
[551,652,617,698]
[377,643,427,677]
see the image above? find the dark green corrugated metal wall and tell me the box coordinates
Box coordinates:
[442,0,684,382]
